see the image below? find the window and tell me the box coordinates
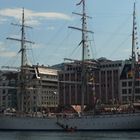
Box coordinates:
[128,81,132,87]
[135,88,140,94]
[2,90,5,94]
[122,89,127,94]
[135,81,139,86]
[2,96,6,100]
[128,89,131,94]
[122,82,127,87]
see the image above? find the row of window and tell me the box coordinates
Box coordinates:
[100,63,122,68]
[41,102,57,105]
[41,96,57,100]
[122,88,140,94]
[42,90,57,94]
[66,66,81,71]
[41,75,57,79]
[122,81,140,87]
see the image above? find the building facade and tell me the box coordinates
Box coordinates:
[35,66,59,112]
[21,65,59,113]
[120,60,140,103]
[95,58,124,104]
[0,65,59,113]
[0,71,18,111]
[58,58,131,108]
[58,61,97,110]
[1,59,140,113]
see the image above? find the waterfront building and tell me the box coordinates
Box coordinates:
[120,60,140,103]
[95,58,140,105]
[58,58,136,108]
[58,58,124,108]
[34,65,59,112]
[19,65,59,113]
[0,71,18,111]
[58,61,97,110]
[95,58,124,104]
[0,65,59,113]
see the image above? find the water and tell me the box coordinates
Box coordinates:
[0,131,139,140]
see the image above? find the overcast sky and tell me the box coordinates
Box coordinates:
[0,0,139,68]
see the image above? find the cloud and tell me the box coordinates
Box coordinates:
[0,51,16,57]
[46,26,55,31]
[0,8,72,26]
[0,42,16,57]
[33,43,46,49]
[0,18,7,24]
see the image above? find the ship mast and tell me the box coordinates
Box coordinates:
[131,2,137,104]
[81,0,88,113]
[7,8,34,112]
[69,0,93,113]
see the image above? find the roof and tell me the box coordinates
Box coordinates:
[37,67,58,75]
[120,64,131,79]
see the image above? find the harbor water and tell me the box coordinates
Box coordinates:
[0,131,140,140]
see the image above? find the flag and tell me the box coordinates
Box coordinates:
[76,0,84,6]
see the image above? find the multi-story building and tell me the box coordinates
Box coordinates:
[58,61,97,110]
[0,71,18,111]
[21,65,59,113]
[35,65,59,112]
[95,58,124,104]
[120,60,140,103]
[94,58,140,105]
[0,65,59,113]
[58,58,130,108]
[1,59,140,113]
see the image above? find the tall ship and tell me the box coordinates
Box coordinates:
[0,0,140,131]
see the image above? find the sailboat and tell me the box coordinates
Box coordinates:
[0,1,140,131]
[55,0,140,131]
[0,8,62,131]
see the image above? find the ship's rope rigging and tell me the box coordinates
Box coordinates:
[47,5,135,62]
[108,34,131,59]
[1,11,35,70]
[2,38,35,70]
[37,1,95,64]
[95,14,133,59]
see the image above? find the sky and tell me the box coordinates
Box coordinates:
[0,0,139,68]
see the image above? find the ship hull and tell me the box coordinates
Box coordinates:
[58,113,140,131]
[0,113,140,131]
[0,116,61,131]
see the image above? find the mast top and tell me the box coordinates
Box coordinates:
[6,8,34,67]
[76,0,85,6]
